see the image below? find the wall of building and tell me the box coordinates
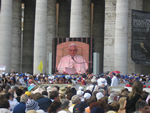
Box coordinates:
[104,0,150,74]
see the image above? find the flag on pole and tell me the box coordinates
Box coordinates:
[38,60,43,73]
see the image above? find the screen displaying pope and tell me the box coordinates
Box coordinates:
[57,43,88,74]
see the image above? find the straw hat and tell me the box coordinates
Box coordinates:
[59,87,66,94]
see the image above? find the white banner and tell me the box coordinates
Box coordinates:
[0,65,6,71]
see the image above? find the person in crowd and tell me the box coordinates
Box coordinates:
[120,88,129,98]
[0,99,10,113]
[89,102,99,112]
[110,101,120,113]
[66,93,74,107]
[5,92,19,111]
[96,92,104,101]
[42,90,48,98]
[58,99,71,113]
[97,97,107,110]
[44,76,49,84]
[118,97,127,113]
[118,75,126,84]
[47,86,58,94]
[59,94,66,100]
[90,106,105,113]
[25,99,45,112]
[15,89,23,102]
[57,43,88,74]
[97,77,110,96]
[69,95,81,112]
[30,84,44,94]
[13,94,28,113]
[53,86,60,91]
[25,91,32,102]
[18,74,26,85]
[26,110,37,113]
[59,87,67,95]
[83,93,91,102]
[7,76,11,85]
[12,86,19,98]
[22,87,28,93]
[0,94,6,100]
[8,88,14,94]
[50,91,60,102]
[135,100,150,113]
[108,92,118,104]
[86,76,98,93]
[97,73,107,87]
[1,74,8,85]
[126,81,143,113]
[47,101,61,113]
[98,89,105,96]
[11,74,17,85]
[33,93,52,112]
[77,90,84,101]
[85,97,97,113]
[105,72,111,86]
[71,88,77,96]
[73,103,85,113]
[5,85,11,92]
[111,73,118,86]
[141,91,149,101]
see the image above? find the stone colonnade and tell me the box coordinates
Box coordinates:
[0,0,149,74]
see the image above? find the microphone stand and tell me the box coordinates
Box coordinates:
[71,56,90,64]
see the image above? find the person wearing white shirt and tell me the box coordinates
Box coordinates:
[97,74,107,86]
[5,93,19,111]
[86,76,98,93]
[19,77,25,85]
[57,43,88,74]
[111,73,118,86]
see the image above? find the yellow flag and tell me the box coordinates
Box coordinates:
[38,60,43,73]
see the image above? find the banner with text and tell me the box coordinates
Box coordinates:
[132,10,150,65]
[0,65,6,71]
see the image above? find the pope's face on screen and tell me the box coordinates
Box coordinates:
[68,46,77,57]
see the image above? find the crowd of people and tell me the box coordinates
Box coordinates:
[0,71,150,87]
[0,71,150,113]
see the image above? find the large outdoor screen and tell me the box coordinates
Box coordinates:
[52,38,94,74]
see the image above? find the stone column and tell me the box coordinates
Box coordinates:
[114,0,128,75]
[33,0,47,74]
[82,0,91,37]
[11,0,21,72]
[46,0,56,73]
[70,0,82,37]
[0,0,12,72]
[22,0,35,73]
[103,0,116,73]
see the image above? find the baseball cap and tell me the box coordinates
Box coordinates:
[25,91,32,96]
[84,93,91,100]
[73,103,85,113]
